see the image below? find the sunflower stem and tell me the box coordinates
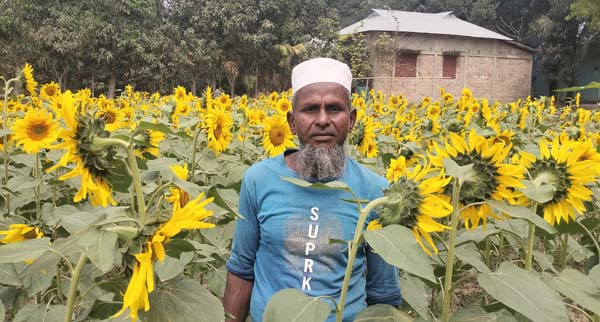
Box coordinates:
[63,253,87,322]
[336,196,388,322]
[441,178,462,322]
[190,127,203,183]
[2,77,18,215]
[525,223,536,271]
[34,152,41,221]
[126,146,147,224]
[525,202,538,271]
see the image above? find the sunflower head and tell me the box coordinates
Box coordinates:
[380,176,423,227]
[76,113,118,179]
[348,119,365,146]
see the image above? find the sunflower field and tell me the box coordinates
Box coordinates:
[1,64,600,322]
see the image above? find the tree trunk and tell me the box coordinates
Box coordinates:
[191,72,197,96]
[108,69,117,99]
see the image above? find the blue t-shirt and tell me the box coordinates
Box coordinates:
[226,151,401,322]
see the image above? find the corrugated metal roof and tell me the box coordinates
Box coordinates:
[339,9,512,41]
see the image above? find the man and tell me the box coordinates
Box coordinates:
[223,58,401,322]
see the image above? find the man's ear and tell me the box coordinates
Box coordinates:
[349,108,357,131]
[287,111,296,134]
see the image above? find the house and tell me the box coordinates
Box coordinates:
[339,9,534,103]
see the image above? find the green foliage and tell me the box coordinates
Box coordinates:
[263,289,331,322]
[364,225,436,282]
[478,262,570,322]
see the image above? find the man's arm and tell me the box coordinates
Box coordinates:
[223,272,254,322]
[365,245,402,306]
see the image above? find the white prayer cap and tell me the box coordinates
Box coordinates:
[291,57,352,94]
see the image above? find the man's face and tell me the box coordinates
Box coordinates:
[287,82,356,147]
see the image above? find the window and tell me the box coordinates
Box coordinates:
[395,52,418,77]
[442,55,457,79]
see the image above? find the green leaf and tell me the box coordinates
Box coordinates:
[14,304,66,322]
[354,304,413,321]
[533,251,557,274]
[450,305,517,322]
[590,264,600,288]
[0,238,51,263]
[281,176,353,193]
[78,230,118,273]
[207,186,241,219]
[487,201,557,234]
[173,177,202,197]
[137,121,174,134]
[478,262,569,322]
[88,300,122,319]
[207,266,227,297]
[0,263,23,285]
[105,158,133,193]
[164,239,196,258]
[263,288,331,322]
[398,273,431,321]
[519,179,555,204]
[443,158,475,184]
[363,225,436,282]
[0,299,5,322]
[455,243,491,273]
[139,278,224,322]
[455,227,501,245]
[22,266,54,295]
[154,252,193,282]
[544,269,600,315]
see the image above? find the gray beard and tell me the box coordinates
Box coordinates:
[296,143,346,181]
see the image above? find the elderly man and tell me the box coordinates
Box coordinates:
[223,58,401,322]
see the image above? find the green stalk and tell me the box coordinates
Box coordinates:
[190,127,203,182]
[56,263,63,303]
[2,77,18,215]
[126,146,147,223]
[525,202,538,271]
[525,223,536,271]
[441,179,461,322]
[63,253,87,322]
[336,196,388,322]
[34,152,41,221]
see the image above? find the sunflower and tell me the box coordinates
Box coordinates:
[47,100,117,207]
[113,192,214,322]
[204,106,233,156]
[96,105,128,132]
[173,86,187,101]
[22,63,38,97]
[386,156,407,182]
[134,129,165,159]
[0,223,44,244]
[112,246,154,322]
[377,163,453,255]
[262,115,295,157]
[275,98,292,115]
[521,138,600,225]
[431,129,525,229]
[11,107,61,154]
[165,163,190,213]
[217,94,232,109]
[40,82,61,101]
[150,192,215,262]
[349,115,378,158]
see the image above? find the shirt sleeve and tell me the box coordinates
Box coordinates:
[226,173,260,280]
[365,244,402,306]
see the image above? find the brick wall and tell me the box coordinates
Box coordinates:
[365,32,533,103]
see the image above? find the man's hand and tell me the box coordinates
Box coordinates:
[223,271,254,322]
